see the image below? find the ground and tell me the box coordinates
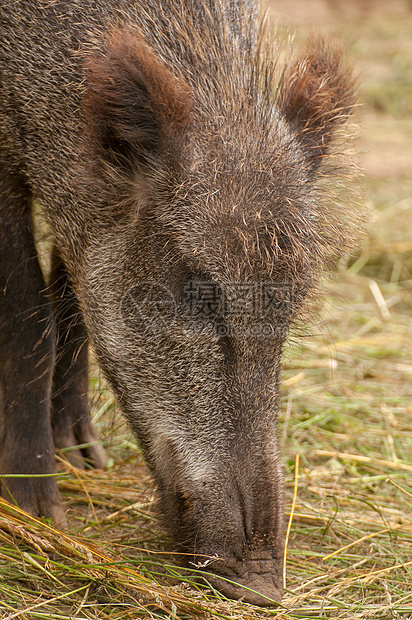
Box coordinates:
[1,2,412,619]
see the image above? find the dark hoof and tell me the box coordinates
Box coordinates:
[0,476,66,527]
[50,502,68,528]
[53,421,107,470]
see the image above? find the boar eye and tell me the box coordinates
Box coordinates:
[182,276,234,360]
[182,278,224,321]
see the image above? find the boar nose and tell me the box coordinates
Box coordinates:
[193,475,284,606]
[204,559,283,606]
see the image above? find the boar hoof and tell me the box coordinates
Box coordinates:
[53,419,107,470]
[0,477,66,528]
[50,502,68,528]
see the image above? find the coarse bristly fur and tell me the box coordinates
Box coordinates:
[0,0,360,606]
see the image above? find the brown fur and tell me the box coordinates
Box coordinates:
[279,38,356,167]
[0,0,359,606]
[85,29,192,172]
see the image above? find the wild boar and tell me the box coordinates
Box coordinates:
[0,0,357,605]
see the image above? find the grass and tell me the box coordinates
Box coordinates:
[1,4,412,620]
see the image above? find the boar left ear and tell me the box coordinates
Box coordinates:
[84,28,191,177]
[278,38,356,172]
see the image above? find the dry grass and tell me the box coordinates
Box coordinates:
[1,4,412,619]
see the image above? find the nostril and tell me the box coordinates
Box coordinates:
[175,489,194,514]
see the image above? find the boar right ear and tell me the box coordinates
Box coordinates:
[84,29,191,176]
[278,38,356,172]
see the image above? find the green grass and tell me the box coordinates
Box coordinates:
[1,5,412,620]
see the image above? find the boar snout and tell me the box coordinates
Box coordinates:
[155,449,284,605]
[198,525,284,606]
[204,555,283,606]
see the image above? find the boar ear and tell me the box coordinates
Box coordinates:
[278,38,356,172]
[84,29,191,175]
